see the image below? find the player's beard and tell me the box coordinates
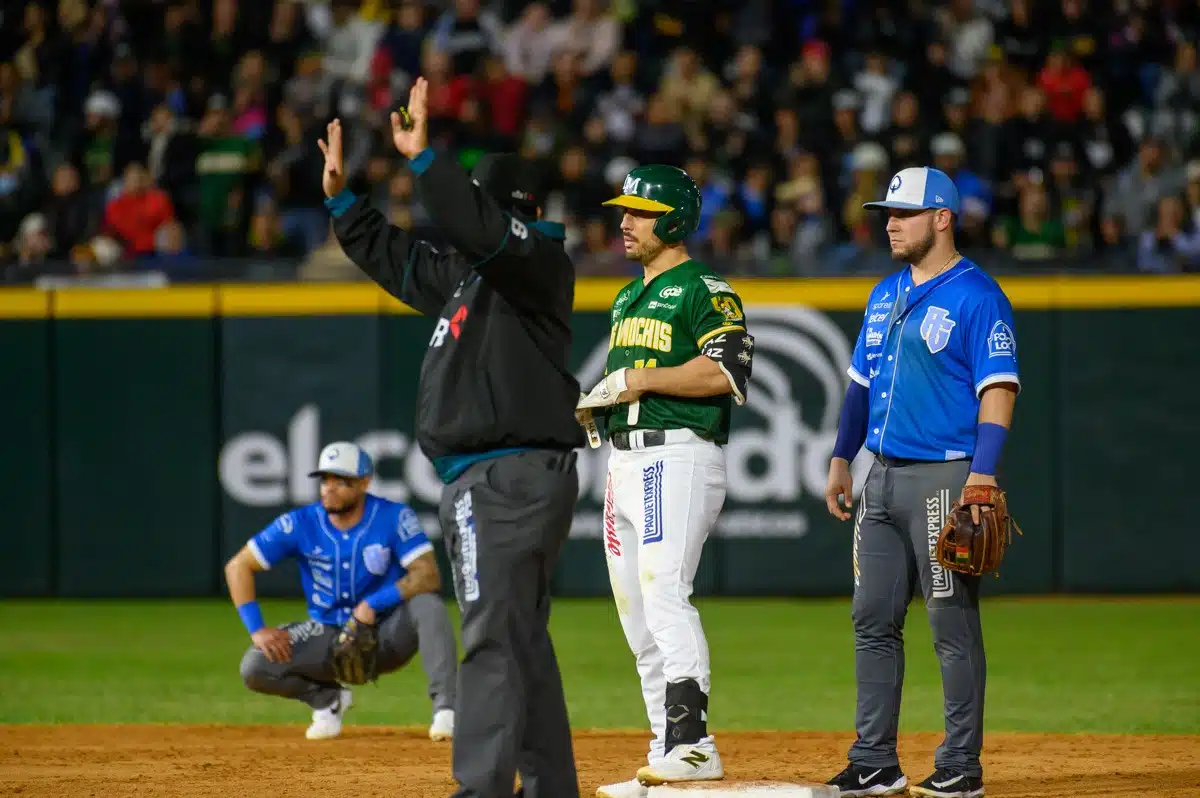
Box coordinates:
[629,236,665,265]
[891,223,935,265]
[324,495,365,517]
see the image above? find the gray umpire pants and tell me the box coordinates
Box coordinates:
[439,449,580,798]
[239,592,458,712]
[849,455,985,777]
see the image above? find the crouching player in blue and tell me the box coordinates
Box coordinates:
[224,442,458,741]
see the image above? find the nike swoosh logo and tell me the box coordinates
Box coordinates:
[932,775,965,789]
[858,769,882,785]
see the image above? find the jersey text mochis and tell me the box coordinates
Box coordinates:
[610,317,673,353]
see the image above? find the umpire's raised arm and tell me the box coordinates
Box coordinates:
[389,77,570,314]
[318,120,464,317]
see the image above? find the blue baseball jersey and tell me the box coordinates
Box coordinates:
[848,257,1020,461]
[247,494,433,626]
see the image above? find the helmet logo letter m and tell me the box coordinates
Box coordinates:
[623,176,641,195]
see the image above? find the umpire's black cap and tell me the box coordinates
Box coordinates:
[471,153,542,220]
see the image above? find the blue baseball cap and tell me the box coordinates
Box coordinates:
[309,441,373,479]
[863,166,961,215]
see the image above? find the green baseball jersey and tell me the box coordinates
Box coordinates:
[602,259,747,444]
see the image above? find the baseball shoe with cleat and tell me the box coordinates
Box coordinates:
[824,763,907,796]
[908,769,984,798]
[595,778,648,798]
[428,708,454,741]
[636,742,724,785]
[305,688,352,740]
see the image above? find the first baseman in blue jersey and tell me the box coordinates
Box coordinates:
[224,442,458,742]
[823,167,1020,798]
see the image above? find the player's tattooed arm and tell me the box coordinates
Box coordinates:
[396,551,442,600]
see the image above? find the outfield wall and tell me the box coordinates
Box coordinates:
[3,275,1198,598]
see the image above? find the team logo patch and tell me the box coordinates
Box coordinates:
[642,461,664,545]
[701,275,734,294]
[919,306,956,354]
[397,506,422,540]
[276,513,294,535]
[363,543,391,576]
[988,321,1016,358]
[890,174,902,192]
[660,285,684,298]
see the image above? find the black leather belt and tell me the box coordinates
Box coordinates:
[610,430,667,450]
[874,452,931,467]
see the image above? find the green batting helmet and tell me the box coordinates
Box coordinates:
[602,165,701,244]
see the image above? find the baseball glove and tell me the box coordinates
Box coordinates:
[935,485,1023,577]
[330,617,379,685]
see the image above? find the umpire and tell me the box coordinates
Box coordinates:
[823,167,1020,798]
[319,76,584,798]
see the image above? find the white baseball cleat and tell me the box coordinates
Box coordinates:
[428,708,454,741]
[636,743,724,785]
[596,778,648,798]
[305,688,352,740]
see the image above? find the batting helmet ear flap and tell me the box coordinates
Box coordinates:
[602,164,702,245]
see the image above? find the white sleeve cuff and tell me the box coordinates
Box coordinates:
[247,539,272,570]
[400,541,434,569]
[847,366,870,388]
[975,372,1021,397]
[716,362,747,406]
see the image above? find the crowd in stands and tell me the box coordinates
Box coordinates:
[2,0,1199,283]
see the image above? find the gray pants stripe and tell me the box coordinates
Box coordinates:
[849,458,985,777]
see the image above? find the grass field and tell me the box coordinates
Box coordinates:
[1,596,1197,734]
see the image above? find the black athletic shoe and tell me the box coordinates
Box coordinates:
[908,768,985,797]
[825,763,907,796]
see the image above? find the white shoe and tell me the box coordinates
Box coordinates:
[636,743,724,786]
[596,778,648,798]
[305,688,352,740]
[428,708,454,741]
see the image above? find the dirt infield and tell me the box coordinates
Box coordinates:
[1,726,1197,798]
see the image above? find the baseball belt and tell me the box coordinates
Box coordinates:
[610,429,702,451]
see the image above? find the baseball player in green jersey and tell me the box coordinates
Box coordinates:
[577,165,755,798]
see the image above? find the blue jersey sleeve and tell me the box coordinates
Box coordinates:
[247,511,301,570]
[967,289,1021,397]
[394,504,434,568]
[848,314,870,388]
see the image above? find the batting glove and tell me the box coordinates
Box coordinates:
[577,368,630,410]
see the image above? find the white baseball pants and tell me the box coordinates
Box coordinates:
[603,429,726,763]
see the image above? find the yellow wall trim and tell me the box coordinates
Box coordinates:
[1,275,1199,319]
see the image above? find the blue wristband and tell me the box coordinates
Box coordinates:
[365,583,404,614]
[970,422,1008,476]
[408,147,435,175]
[237,601,265,635]
[324,188,357,218]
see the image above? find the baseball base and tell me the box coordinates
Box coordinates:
[648,783,839,798]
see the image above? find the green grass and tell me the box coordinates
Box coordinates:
[0,597,1195,734]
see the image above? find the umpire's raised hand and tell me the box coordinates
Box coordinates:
[391,77,429,159]
[317,119,346,198]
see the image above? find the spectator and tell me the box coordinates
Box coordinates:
[142,104,198,220]
[430,0,502,77]
[104,162,176,258]
[46,163,93,259]
[931,132,991,245]
[545,0,621,79]
[322,0,384,100]
[476,55,527,144]
[883,91,932,170]
[374,0,427,89]
[574,216,626,276]
[993,0,1045,72]
[0,110,37,244]
[593,50,645,145]
[266,102,328,253]
[1037,41,1092,124]
[659,46,721,141]
[936,0,994,81]
[284,49,334,127]
[3,212,52,280]
[501,2,557,85]
[852,51,898,136]
[1077,87,1135,181]
[193,97,260,255]
[1153,42,1200,152]
[686,155,732,240]
[1105,136,1188,238]
[1046,140,1096,251]
[1137,194,1200,272]
[992,178,1067,262]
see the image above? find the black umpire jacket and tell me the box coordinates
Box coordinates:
[328,150,585,483]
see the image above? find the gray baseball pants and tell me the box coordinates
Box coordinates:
[239,592,458,712]
[848,455,985,777]
[439,449,580,798]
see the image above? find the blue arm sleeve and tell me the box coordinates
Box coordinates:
[832,381,870,461]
